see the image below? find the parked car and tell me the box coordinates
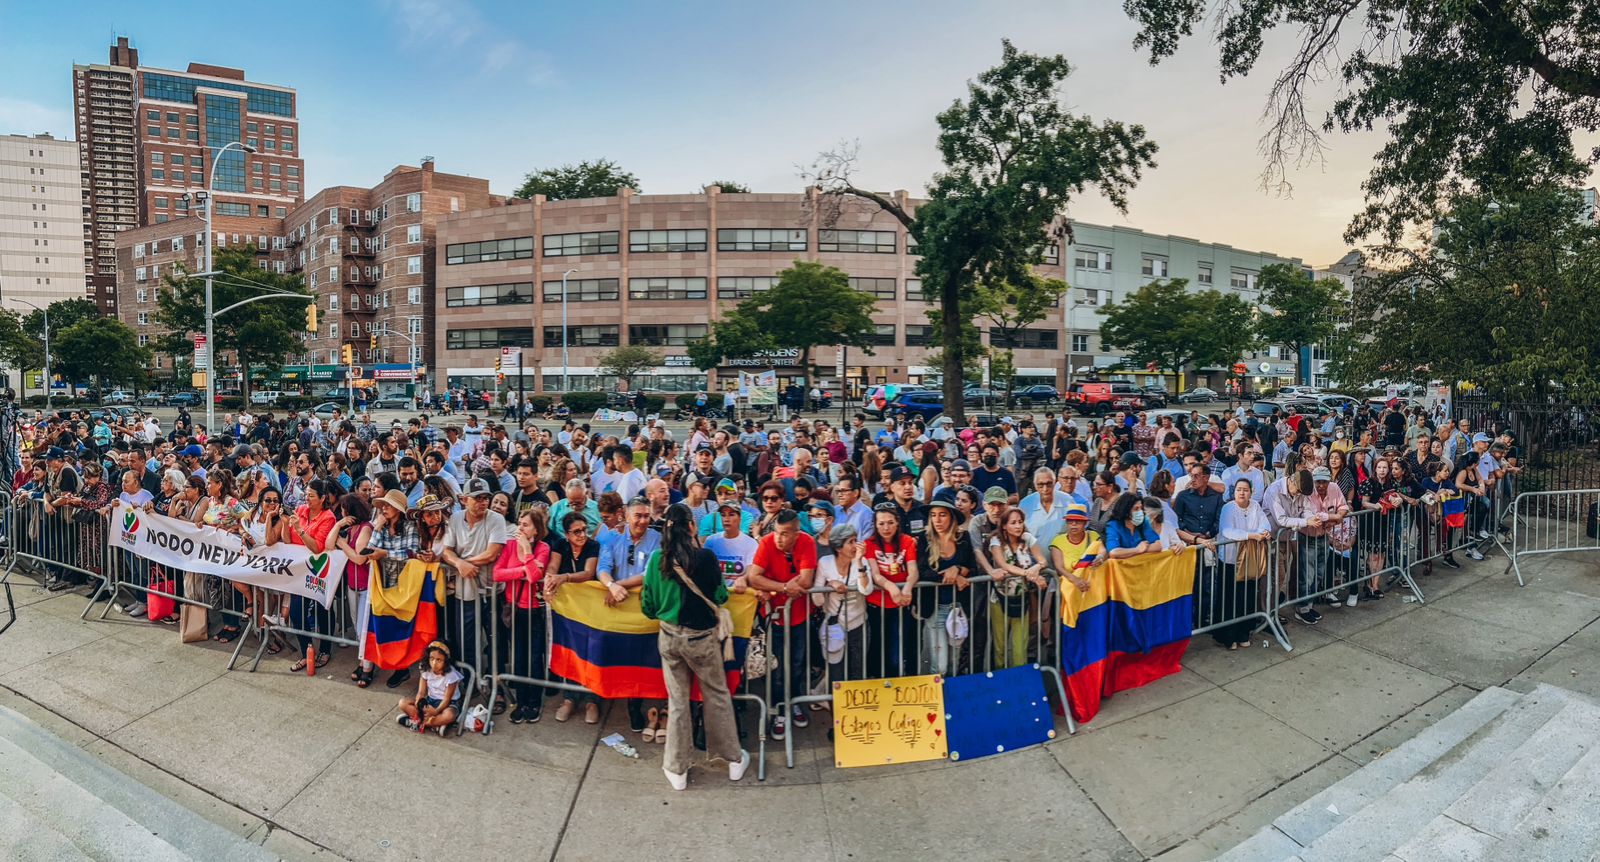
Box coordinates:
[1139,384,1170,408]
[136,391,164,406]
[1013,384,1059,403]
[927,411,1001,430]
[1176,387,1218,404]
[1316,394,1360,414]
[1250,398,1318,419]
[1279,385,1323,398]
[1064,381,1147,415]
[962,387,1001,403]
[104,390,132,404]
[166,392,200,407]
[884,390,946,421]
[862,385,933,418]
[369,395,410,410]
[249,390,286,406]
[310,401,344,418]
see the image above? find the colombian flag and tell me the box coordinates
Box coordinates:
[364,559,446,671]
[1059,547,1195,723]
[548,581,759,699]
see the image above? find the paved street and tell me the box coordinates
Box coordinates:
[2,546,1595,861]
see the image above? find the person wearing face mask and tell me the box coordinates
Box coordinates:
[1103,492,1161,559]
[970,442,1017,504]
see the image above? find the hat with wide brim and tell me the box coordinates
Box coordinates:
[926,496,968,526]
[376,489,411,516]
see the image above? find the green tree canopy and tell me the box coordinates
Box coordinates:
[53,315,150,389]
[514,159,640,200]
[1097,279,1257,390]
[1124,0,1600,241]
[974,273,1070,404]
[155,245,312,395]
[1255,263,1347,385]
[809,39,1156,421]
[597,344,663,391]
[22,298,97,344]
[0,310,42,373]
[1338,183,1600,401]
[705,180,751,193]
[689,260,878,387]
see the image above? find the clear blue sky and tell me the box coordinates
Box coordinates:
[0,0,1390,264]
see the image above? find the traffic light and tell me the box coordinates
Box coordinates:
[496,372,504,385]
[340,344,352,365]
[369,333,377,351]
[305,303,318,333]
[494,356,501,373]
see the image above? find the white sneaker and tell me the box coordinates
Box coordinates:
[1346,593,1358,607]
[663,766,688,791]
[728,749,750,782]
[1467,548,1484,561]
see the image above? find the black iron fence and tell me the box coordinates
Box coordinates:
[1453,395,1598,493]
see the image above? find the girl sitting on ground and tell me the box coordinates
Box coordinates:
[397,641,462,736]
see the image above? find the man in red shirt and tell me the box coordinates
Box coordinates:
[740,509,817,740]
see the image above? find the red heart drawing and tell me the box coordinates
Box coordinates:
[927,712,937,724]
[934,728,942,737]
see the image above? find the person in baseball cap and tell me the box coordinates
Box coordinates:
[463,476,494,498]
[886,464,913,485]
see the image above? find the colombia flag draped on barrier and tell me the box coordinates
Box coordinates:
[1059,547,1196,723]
[548,581,759,699]
[364,560,446,670]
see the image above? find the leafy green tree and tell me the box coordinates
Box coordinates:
[1255,263,1347,386]
[690,260,878,391]
[808,40,1156,421]
[974,274,1069,406]
[597,344,663,392]
[0,309,42,374]
[705,180,751,193]
[1123,0,1600,241]
[1341,183,1600,401]
[21,298,97,346]
[155,245,312,399]
[1097,279,1257,391]
[52,316,150,390]
[514,159,640,200]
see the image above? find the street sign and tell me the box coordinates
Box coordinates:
[191,372,207,388]
[193,336,207,370]
[835,346,845,378]
[500,346,522,366]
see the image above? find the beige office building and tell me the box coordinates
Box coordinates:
[0,133,87,313]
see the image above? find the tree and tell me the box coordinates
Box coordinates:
[1097,279,1257,391]
[973,274,1070,406]
[1255,263,1347,386]
[597,344,663,392]
[155,245,312,399]
[52,316,150,390]
[705,180,751,193]
[22,298,97,346]
[0,310,42,375]
[514,159,639,200]
[1124,0,1600,242]
[807,40,1157,422]
[689,260,878,391]
[1339,183,1600,402]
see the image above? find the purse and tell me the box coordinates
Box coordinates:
[179,603,209,643]
[1234,537,1268,582]
[676,562,736,662]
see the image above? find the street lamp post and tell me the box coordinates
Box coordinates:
[560,268,576,396]
[14,300,49,410]
[197,140,257,437]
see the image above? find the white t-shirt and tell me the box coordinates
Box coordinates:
[442,511,508,601]
[423,667,463,702]
[813,554,869,631]
[704,532,759,584]
[611,468,647,503]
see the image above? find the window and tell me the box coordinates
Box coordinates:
[991,328,1059,351]
[406,225,421,244]
[270,180,281,191]
[628,229,707,253]
[328,266,338,282]
[150,153,164,164]
[905,325,937,347]
[542,231,619,257]
[215,202,250,217]
[445,237,533,264]
[1040,241,1060,264]
[135,267,147,282]
[405,193,421,213]
[329,294,340,312]
[350,237,360,253]
[715,276,778,299]
[287,182,299,192]
[1071,334,1090,353]
[171,155,186,167]
[541,325,619,348]
[154,196,168,208]
[849,277,896,299]
[447,328,534,350]
[172,236,184,251]
[628,277,707,300]
[287,166,299,177]
[628,324,708,346]
[542,278,619,303]
[864,324,897,346]
[1141,256,1168,278]
[716,228,806,252]
[407,287,421,304]
[1197,264,1213,285]
[407,256,422,275]
[134,243,145,259]
[137,312,148,325]
[147,110,159,121]
[818,229,895,253]
[136,288,148,303]
[1074,249,1112,270]
[1230,270,1258,291]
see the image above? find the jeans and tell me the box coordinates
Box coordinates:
[921,602,956,676]
[289,593,330,656]
[508,605,546,705]
[767,618,811,711]
[868,605,911,678]
[1297,535,1330,609]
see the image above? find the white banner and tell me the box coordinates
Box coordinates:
[110,502,345,608]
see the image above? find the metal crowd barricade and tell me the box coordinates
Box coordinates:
[1272,503,1425,623]
[1504,489,1600,586]
[776,573,1070,769]
[481,580,770,780]
[1190,536,1292,652]
[4,494,116,620]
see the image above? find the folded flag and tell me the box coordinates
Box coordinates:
[364,559,445,671]
[1440,488,1467,529]
[548,581,758,700]
[1059,547,1195,724]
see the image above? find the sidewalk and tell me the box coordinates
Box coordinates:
[1,548,1596,861]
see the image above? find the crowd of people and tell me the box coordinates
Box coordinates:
[5,393,1519,787]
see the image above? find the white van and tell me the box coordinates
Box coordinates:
[249,390,286,405]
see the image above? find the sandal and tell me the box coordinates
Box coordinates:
[642,707,659,742]
[356,668,373,688]
[493,696,508,716]
[266,639,285,655]
[214,626,242,643]
[315,652,331,669]
[290,658,309,673]
[655,710,667,744]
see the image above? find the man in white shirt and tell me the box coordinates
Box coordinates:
[609,443,647,502]
[440,478,507,669]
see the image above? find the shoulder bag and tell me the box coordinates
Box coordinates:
[675,558,736,663]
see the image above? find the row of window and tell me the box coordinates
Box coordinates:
[1077,248,1259,289]
[446,228,940,263]
[442,275,929,304]
[445,324,1059,351]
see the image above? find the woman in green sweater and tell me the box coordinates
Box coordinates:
[641,504,751,790]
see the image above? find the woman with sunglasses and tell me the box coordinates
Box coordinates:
[544,511,602,723]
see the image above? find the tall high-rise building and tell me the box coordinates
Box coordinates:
[0,133,87,313]
[74,37,303,314]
